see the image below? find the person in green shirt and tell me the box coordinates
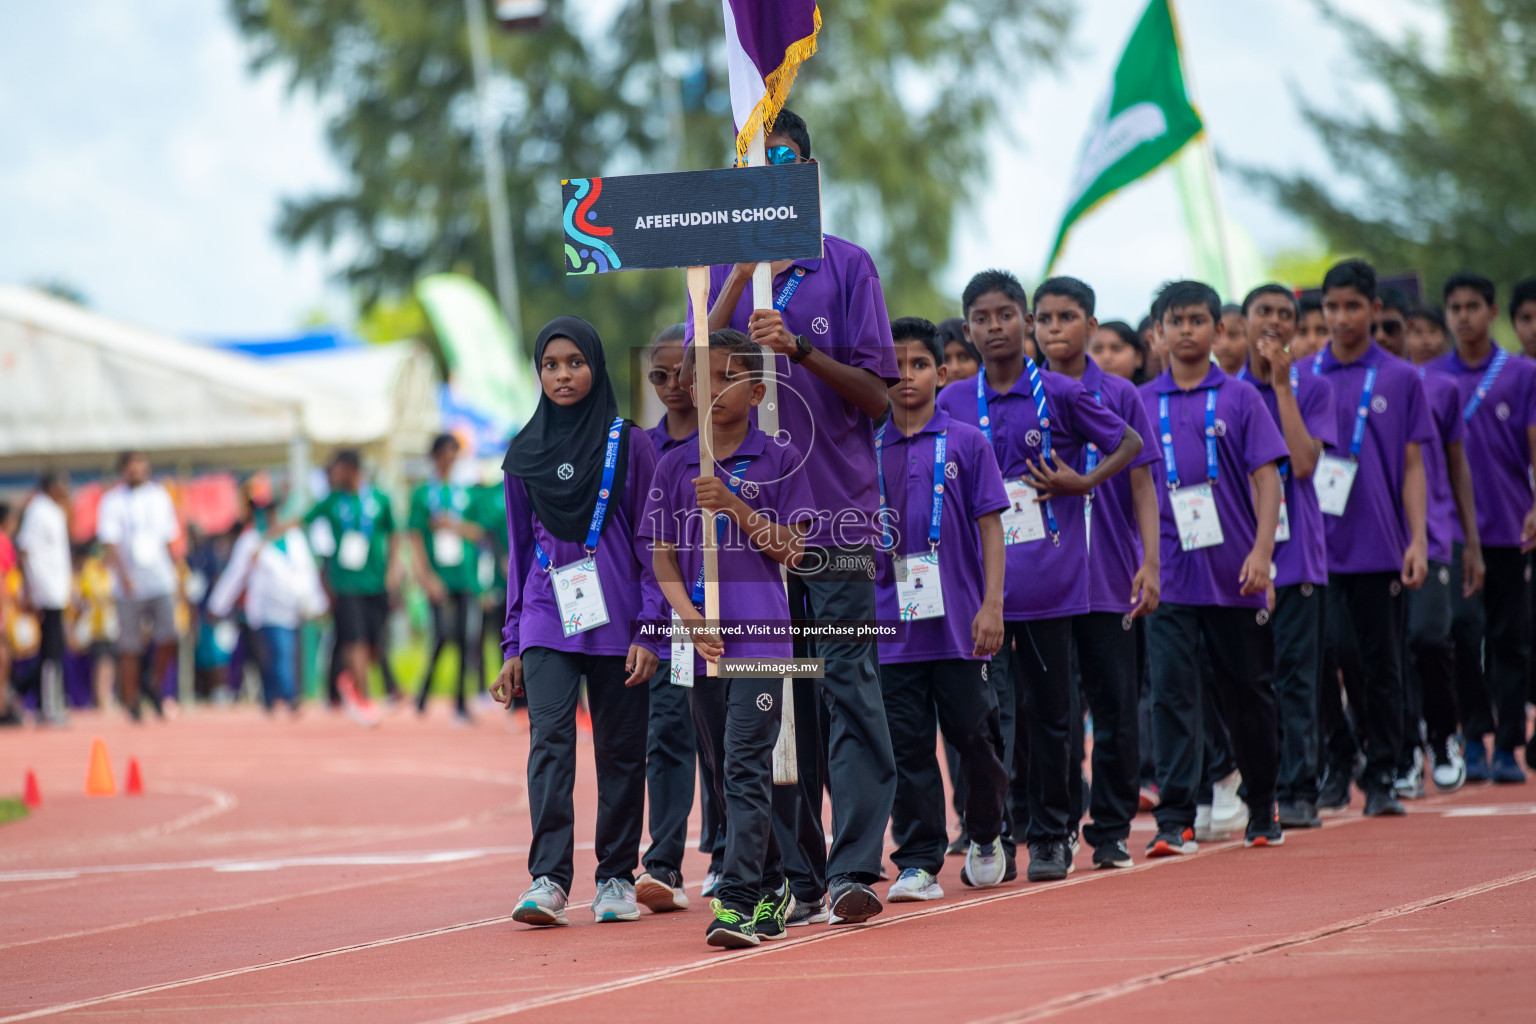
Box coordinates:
[302,450,403,721]
[410,433,484,723]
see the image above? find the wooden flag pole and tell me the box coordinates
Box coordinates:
[689,265,721,678]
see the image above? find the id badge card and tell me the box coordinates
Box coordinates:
[1001,479,1047,545]
[1315,455,1358,517]
[338,531,370,570]
[131,534,161,568]
[669,611,695,688]
[552,557,610,636]
[308,517,337,558]
[1275,493,1292,543]
[894,553,946,621]
[433,528,465,567]
[1171,484,1225,552]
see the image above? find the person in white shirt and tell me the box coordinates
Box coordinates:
[208,486,328,713]
[16,472,73,724]
[95,451,183,720]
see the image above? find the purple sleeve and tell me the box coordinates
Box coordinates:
[843,270,898,384]
[638,450,679,544]
[501,475,533,660]
[1300,376,1340,450]
[1436,380,1466,445]
[1064,382,1128,454]
[1241,386,1291,473]
[1404,373,1440,447]
[968,430,1010,517]
[1117,381,1161,470]
[625,427,664,655]
[1522,361,1536,429]
[774,443,819,526]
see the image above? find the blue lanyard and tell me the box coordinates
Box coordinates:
[1346,367,1379,461]
[774,268,805,312]
[690,456,753,606]
[427,482,464,518]
[534,416,625,571]
[336,490,374,536]
[1159,388,1219,490]
[977,361,1058,542]
[1084,389,1102,476]
[1237,364,1300,482]
[875,422,947,554]
[1462,349,1509,422]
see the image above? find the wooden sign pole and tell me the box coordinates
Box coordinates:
[688,265,721,678]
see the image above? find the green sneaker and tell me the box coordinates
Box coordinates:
[705,899,760,949]
[752,885,795,941]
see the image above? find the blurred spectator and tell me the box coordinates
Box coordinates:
[0,503,16,726]
[410,433,484,723]
[16,472,73,724]
[96,451,182,721]
[187,523,240,702]
[70,542,119,709]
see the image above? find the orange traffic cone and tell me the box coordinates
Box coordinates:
[23,770,42,809]
[125,758,144,796]
[86,738,116,796]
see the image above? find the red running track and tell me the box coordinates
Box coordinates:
[2,705,1533,1023]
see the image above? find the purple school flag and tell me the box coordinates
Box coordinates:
[722,0,821,158]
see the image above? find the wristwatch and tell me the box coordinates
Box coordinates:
[789,333,814,364]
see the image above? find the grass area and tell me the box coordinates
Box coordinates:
[0,798,29,826]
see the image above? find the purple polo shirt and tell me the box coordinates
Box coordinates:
[873,411,1009,662]
[1427,348,1536,548]
[1418,367,1464,565]
[685,233,897,549]
[647,414,691,459]
[937,360,1129,621]
[638,426,815,670]
[1310,341,1438,574]
[1140,366,1290,609]
[1074,358,1160,615]
[1239,363,1339,588]
[502,425,662,659]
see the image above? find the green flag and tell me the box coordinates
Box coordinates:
[1043,0,1204,273]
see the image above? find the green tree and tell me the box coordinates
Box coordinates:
[1253,0,1536,300]
[228,0,1068,408]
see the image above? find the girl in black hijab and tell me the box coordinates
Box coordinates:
[494,316,660,928]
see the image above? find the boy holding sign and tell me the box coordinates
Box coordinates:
[1311,259,1435,817]
[938,270,1142,881]
[873,317,1011,901]
[642,330,814,948]
[1139,281,1289,854]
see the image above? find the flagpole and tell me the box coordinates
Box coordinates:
[1167,0,1236,298]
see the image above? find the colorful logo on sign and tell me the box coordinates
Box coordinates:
[563,177,621,275]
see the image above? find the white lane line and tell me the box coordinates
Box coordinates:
[968,866,1536,1023]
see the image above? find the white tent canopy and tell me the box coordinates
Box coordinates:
[0,285,438,475]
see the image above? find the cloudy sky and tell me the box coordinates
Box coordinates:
[0,0,1428,338]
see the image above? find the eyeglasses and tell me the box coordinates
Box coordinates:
[647,368,685,386]
[765,145,800,165]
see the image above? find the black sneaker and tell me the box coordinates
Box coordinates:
[1362,788,1406,817]
[1026,841,1069,882]
[705,900,759,949]
[945,832,970,857]
[752,886,794,940]
[1146,828,1198,857]
[1317,764,1352,810]
[785,896,829,927]
[1277,800,1322,829]
[1244,806,1285,847]
[1092,839,1133,869]
[828,882,882,925]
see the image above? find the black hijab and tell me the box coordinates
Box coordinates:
[503,317,632,544]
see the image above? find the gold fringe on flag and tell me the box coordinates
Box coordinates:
[734,5,821,161]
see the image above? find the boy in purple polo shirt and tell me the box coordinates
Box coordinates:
[874,318,1010,902]
[1384,305,1482,795]
[1139,281,1288,854]
[1237,284,1339,829]
[643,330,815,948]
[937,269,1143,881]
[1512,277,1536,361]
[695,110,898,925]
[1431,271,1536,785]
[635,322,710,914]
[1036,277,1161,870]
[1312,259,1436,817]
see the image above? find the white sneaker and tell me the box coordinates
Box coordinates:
[512,876,569,926]
[634,871,690,913]
[700,869,721,899]
[592,877,641,922]
[1193,803,1219,842]
[887,867,943,902]
[1207,771,1243,839]
[1432,735,1467,792]
[964,837,1008,888]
